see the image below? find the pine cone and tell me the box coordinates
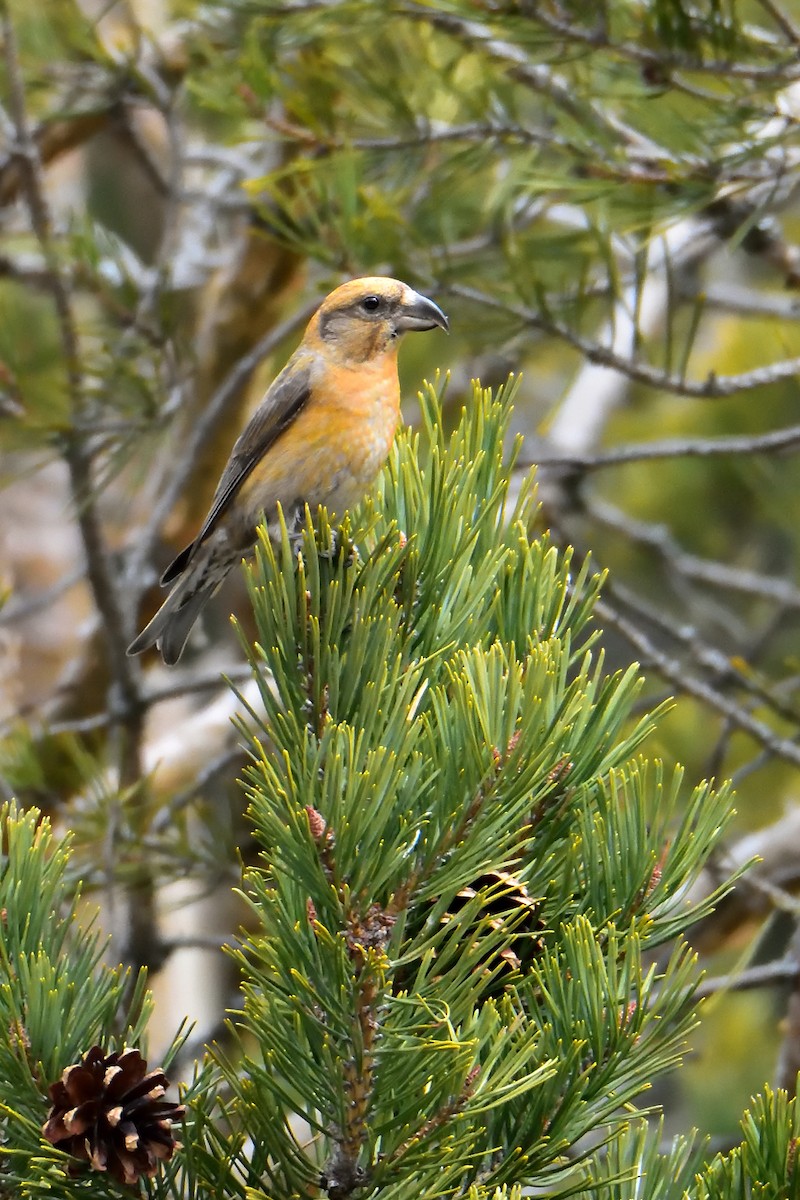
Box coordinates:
[395,869,546,1000]
[446,869,546,975]
[42,1045,184,1187]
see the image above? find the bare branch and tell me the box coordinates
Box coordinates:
[604,580,800,728]
[696,956,800,999]
[0,107,111,207]
[594,595,800,769]
[590,498,800,608]
[448,282,800,399]
[530,422,800,472]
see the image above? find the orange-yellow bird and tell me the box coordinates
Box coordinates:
[127,276,448,664]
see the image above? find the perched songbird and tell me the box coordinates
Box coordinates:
[127,277,448,664]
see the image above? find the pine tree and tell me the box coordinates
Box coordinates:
[2,381,797,1198]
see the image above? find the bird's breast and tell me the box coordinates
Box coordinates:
[236,357,401,526]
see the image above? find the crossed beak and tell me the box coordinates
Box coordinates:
[395,289,449,334]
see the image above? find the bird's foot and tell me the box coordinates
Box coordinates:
[318,527,361,568]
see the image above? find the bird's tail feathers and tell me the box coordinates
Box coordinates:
[127,573,214,665]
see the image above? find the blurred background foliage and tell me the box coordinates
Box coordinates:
[4,0,800,1149]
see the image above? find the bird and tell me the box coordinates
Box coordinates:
[127,276,448,665]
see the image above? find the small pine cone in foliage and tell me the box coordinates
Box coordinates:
[396,869,546,1000]
[42,1045,184,1187]
[447,869,546,975]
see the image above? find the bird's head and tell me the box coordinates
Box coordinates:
[310,277,449,364]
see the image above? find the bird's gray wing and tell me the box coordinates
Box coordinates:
[161,359,312,584]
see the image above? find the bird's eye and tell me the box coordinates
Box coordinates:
[360,295,382,313]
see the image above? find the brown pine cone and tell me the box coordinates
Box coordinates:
[42,1045,184,1187]
[394,869,547,1000]
[446,869,546,974]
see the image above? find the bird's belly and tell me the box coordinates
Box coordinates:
[236,389,399,529]
[319,423,395,514]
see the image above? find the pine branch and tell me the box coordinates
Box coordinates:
[532,5,800,82]
[400,2,667,148]
[0,803,186,1198]
[208,383,738,1197]
[0,5,160,979]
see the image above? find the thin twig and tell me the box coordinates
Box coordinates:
[590,498,800,609]
[0,107,111,206]
[529,422,800,471]
[144,665,252,707]
[6,666,252,741]
[151,745,244,834]
[696,957,800,999]
[594,596,800,769]
[0,567,86,625]
[448,282,800,399]
[160,932,229,952]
